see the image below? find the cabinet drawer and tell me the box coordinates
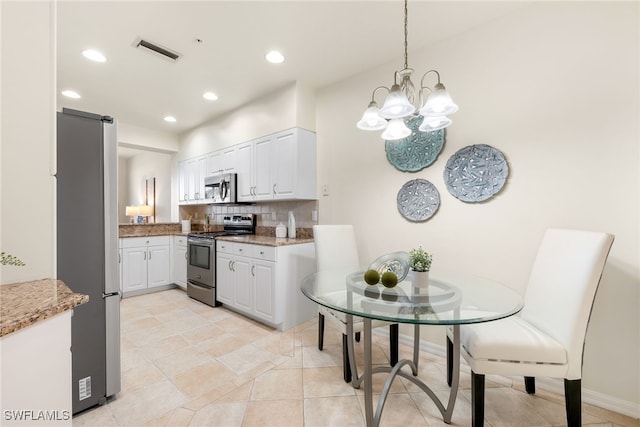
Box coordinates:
[121,235,170,248]
[252,245,276,261]
[121,237,150,248]
[234,243,252,257]
[174,235,187,247]
[216,240,234,254]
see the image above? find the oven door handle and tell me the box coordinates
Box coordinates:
[188,280,209,289]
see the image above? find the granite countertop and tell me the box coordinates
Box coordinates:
[119,222,182,237]
[0,279,88,337]
[216,234,314,246]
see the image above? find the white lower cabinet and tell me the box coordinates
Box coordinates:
[172,236,188,289]
[120,236,171,295]
[216,240,316,330]
[1,311,73,426]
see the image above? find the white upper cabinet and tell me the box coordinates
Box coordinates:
[179,127,316,205]
[253,136,274,200]
[179,155,210,205]
[236,141,254,200]
[237,128,316,202]
[178,161,188,203]
[208,146,237,175]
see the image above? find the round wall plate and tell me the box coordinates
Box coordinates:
[397,178,440,222]
[385,117,445,172]
[444,144,509,202]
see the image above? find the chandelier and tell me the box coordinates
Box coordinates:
[357,0,458,140]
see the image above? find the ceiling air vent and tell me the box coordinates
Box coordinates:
[133,37,181,62]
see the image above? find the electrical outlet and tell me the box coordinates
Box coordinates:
[271,212,277,221]
[312,210,318,221]
[322,184,329,196]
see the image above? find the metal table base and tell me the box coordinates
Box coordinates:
[348,315,460,426]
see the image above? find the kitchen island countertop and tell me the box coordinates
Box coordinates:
[0,279,88,337]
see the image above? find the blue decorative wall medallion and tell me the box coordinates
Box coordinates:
[444,144,509,202]
[385,117,445,172]
[397,178,440,222]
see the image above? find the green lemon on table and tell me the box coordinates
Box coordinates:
[363,269,380,285]
[381,271,398,288]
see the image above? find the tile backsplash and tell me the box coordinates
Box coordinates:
[179,200,319,229]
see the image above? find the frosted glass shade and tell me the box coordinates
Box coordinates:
[419,83,458,116]
[381,119,411,140]
[379,85,416,119]
[356,103,388,131]
[418,115,452,132]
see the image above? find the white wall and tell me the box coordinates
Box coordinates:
[178,83,299,161]
[316,1,639,413]
[117,156,129,223]
[124,151,173,223]
[118,121,179,153]
[0,1,55,284]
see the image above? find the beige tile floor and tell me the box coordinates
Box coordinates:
[73,289,638,427]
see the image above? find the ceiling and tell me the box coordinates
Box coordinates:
[56,1,527,139]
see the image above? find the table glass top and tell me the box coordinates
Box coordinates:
[300,270,523,325]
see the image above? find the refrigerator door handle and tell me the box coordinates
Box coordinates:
[102,292,120,298]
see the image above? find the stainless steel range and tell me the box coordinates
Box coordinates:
[187,214,255,306]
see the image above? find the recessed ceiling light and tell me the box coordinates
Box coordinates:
[82,49,107,62]
[203,92,218,101]
[61,90,81,99]
[265,50,284,64]
[164,116,177,123]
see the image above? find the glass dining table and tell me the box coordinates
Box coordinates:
[300,269,523,427]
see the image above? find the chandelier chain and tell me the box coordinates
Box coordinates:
[403,0,409,69]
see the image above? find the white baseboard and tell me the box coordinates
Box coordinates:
[374,329,640,419]
[534,377,640,420]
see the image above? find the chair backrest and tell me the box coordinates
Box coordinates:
[312,225,360,272]
[521,228,614,378]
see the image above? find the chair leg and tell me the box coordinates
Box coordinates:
[318,313,325,351]
[390,324,399,366]
[564,379,582,427]
[471,371,485,427]
[446,335,453,386]
[525,376,536,394]
[355,332,361,342]
[342,334,352,383]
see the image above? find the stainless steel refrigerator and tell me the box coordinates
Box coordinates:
[57,108,121,414]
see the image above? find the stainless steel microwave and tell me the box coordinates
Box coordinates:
[204,173,237,204]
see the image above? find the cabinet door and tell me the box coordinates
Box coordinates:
[216,252,234,305]
[208,151,223,175]
[173,244,187,289]
[236,142,254,201]
[253,259,276,322]
[147,245,171,288]
[233,257,252,313]
[178,161,188,203]
[196,156,208,202]
[221,147,237,172]
[253,136,273,200]
[211,147,237,174]
[272,130,296,199]
[186,158,197,202]
[122,247,147,292]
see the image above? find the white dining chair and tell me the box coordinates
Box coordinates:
[446,228,614,427]
[313,225,399,382]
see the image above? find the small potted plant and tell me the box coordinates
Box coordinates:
[1,252,25,267]
[409,245,432,288]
